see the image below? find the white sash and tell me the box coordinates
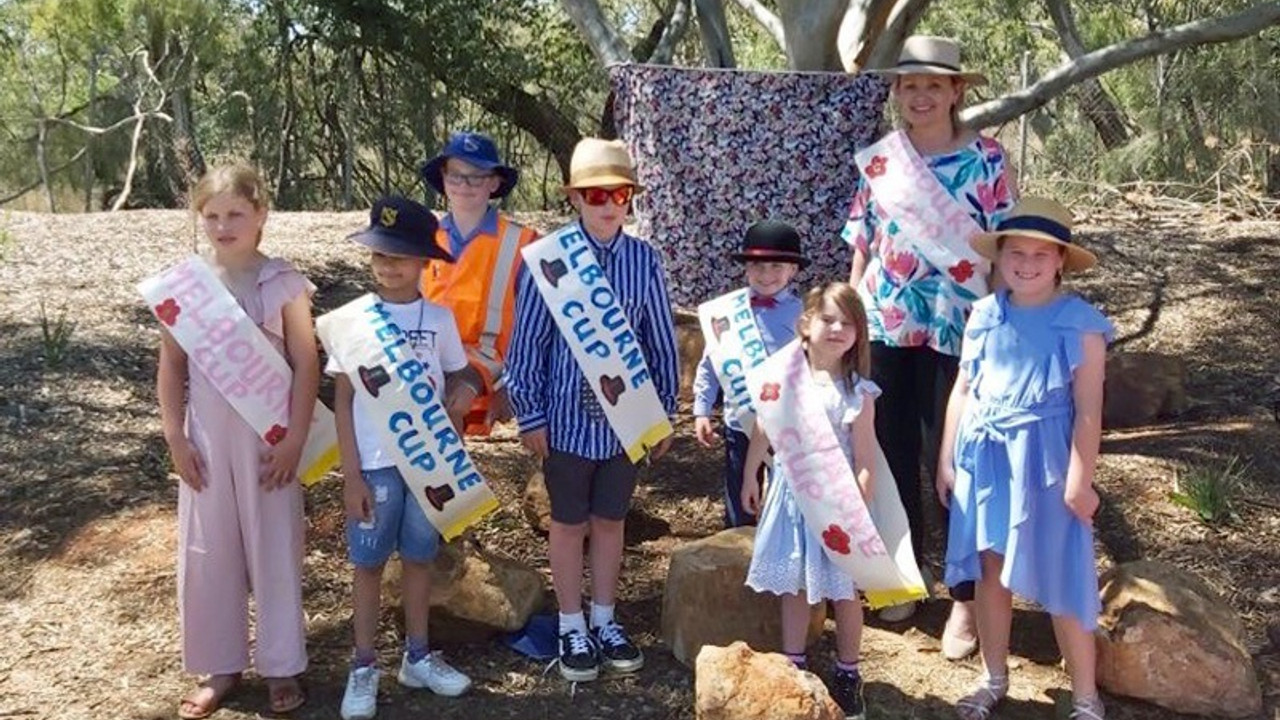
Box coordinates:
[137,256,338,486]
[855,130,990,299]
[747,340,926,607]
[697,288,768,434]
[522,225,673,463]
[316,294,499,540]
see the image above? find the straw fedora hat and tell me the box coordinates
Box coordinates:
[876,35,988,86]
[971,197,1098,272]
[564,138,642,191]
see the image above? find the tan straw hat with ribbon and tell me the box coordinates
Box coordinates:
[876,35,988,86]
[564,138,642,191]
[970,197,1098,273]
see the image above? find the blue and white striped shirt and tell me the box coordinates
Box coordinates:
[507,222,680,460]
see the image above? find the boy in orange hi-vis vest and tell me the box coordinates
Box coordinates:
[420,132,538,435]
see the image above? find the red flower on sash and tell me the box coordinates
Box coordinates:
[759,383,781,402]
[155,298,181,326]
[264,424,287,446]
[864,155,887,178]
[949,259,975,284]
[822,524,852,555]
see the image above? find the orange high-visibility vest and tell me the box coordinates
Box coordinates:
[421,214,537,435]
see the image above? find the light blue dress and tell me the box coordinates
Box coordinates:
[944,291,1114,629]
[746,374,881,603]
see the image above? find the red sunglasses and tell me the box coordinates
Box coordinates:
[580,186,634,206]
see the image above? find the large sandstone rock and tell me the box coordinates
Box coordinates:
[663,527,825,667]
[675,309,705,404]
[384,542,547,642]
[695,642,842,720]
[1103,352,1188,428]
[1096,560,1262,718]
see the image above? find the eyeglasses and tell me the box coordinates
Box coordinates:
[580,186,634,206]
[442,171,495,188]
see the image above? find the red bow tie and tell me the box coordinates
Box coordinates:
[750,295,777,309]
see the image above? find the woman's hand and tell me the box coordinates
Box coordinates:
[169,434,206,491]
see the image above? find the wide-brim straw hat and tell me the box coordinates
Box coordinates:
[563,138,644,191]
[875,35,988,86]
[970,197,1098,273]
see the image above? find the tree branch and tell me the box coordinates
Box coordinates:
[856,0,932,71]
[963,2,1280,129]
[0,146,87,206]
[650,0,693,64]
[557,0,633,66]
[729,0,785,49]
[49,110,174,136]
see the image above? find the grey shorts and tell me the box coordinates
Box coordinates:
[543,451,639,524]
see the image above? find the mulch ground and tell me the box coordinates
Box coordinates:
[0,207,1277,720]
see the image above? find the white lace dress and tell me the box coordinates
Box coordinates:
[745,374,881,602]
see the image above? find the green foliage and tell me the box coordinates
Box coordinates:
[38,300,76,368]
[1171,455,1248,526]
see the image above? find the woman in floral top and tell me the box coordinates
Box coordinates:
[842,36,1016,649]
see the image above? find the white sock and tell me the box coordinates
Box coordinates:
[559,611,587,636]
[590,602,615,629]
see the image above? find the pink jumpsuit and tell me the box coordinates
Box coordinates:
[177,257,310,677]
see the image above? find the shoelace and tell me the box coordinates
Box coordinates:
[565,630,594,655]
[596,623,629,649]
[422,652,459,678]
[352,667,376,694]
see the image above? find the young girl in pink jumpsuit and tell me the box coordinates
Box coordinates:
[156,163,318,718]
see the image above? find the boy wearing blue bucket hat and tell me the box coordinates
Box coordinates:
[329,196,480,720]
[419,132,539,437]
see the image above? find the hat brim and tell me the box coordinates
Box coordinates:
[730,251,810,270]
[875,65,988,86]
[420,156,519,199]
[348,227,456,263]
[970,231,1096,273]
[562,175,644,193]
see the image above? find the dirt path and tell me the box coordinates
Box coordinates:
[0,209,1277,719]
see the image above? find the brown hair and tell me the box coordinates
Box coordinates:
[798,282,871,381]
[191,162,270,213]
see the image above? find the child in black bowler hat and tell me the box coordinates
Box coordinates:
[328,197,483,720]
[693,220,807,528]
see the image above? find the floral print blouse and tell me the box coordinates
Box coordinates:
[841,136,1016,356]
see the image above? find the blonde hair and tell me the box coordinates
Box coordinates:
[191,162,270,213]
[799,282,871,381]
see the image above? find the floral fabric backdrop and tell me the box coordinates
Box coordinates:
[610,64,890,307]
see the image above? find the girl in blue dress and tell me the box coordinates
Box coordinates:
[936,198,1112,720]
[741,282,881,720]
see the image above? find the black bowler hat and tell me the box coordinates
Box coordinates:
[347,196,455,262]
[421,132,519,199]
[731,219,809,269]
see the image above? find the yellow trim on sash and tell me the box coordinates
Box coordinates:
[863,585,929,610]
[439,496,500,542]
[624,420,674,464]
[300,444,341,487]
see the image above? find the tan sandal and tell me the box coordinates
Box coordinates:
[956,675,1008,720]
[265,676,305,714]
[178,673,241,720]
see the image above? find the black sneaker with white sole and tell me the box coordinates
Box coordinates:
[829,668,866,720]
[592,622,644,674]
[557,629,599,682]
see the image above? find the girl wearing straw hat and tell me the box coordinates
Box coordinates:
[936,197,1111,720]
[842,36,1017,648]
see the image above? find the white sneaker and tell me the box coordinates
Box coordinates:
[397,651,472,697]
[340,665,380,720]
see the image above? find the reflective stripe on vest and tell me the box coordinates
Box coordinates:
[468,221,525,379]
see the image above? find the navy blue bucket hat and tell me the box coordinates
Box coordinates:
[348,196,455,262]
[421,132,519,199]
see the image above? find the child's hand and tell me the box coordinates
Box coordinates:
[649,434,674,462]
[486,387,515,425]
[1064,481,1099,527]
[262,433,304,490]
[343,475,374,523]
[169,435,206,491]
[935,464,956,509]
[520,427,550,460]
[741,476,761,516]
[694,417,717,448]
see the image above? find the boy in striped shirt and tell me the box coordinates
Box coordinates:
[507,138,679,682]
